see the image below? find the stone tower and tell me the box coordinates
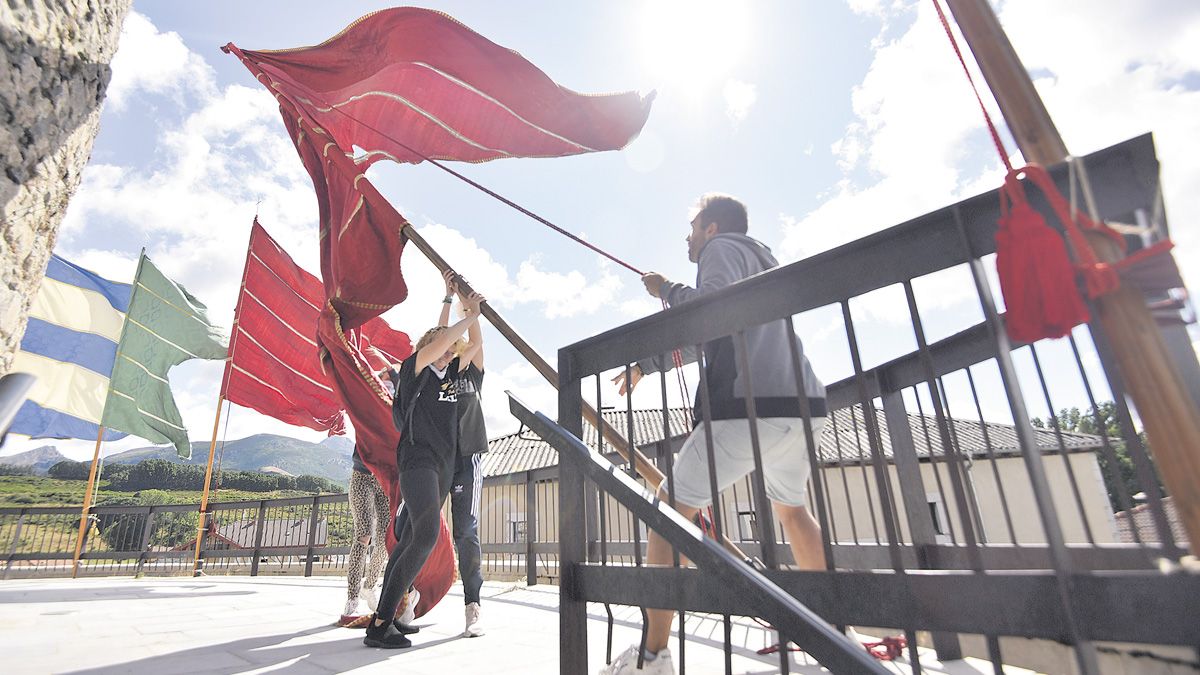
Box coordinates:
[1,0,132,373]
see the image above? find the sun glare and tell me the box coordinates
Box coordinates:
[636,0,751,93]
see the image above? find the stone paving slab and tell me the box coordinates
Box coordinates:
[0,576,1005,674]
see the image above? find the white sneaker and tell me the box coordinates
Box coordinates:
[464,602,484,637]
[398,588,420,626]
[599,644,674,674]
[362,585,379,612]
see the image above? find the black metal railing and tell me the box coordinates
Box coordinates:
[532,134,1197,674]
[1,475,561,581]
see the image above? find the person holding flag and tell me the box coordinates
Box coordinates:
[437,270,487,637]
[366,286,486,649]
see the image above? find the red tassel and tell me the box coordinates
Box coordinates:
[995,171,1091,342]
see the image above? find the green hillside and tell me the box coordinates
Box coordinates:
[0,445,70,474]
[103,433,355,484]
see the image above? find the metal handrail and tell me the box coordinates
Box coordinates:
[509,393,888,674]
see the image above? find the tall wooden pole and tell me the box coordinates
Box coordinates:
[70,427,105,579]
[190,220,254,576]
[191,395,225,576]
[945,0,1200,556]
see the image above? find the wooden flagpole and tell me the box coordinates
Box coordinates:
[70,427,105,578]
[71,251,145,579]
[191,395,225,576]
[192,221,256,576]
[946,0,1200,555]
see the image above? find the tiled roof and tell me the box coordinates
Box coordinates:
[482,406,1106,478]
[1113,497,1189,545]
[821,407,1105,466]
[481,408,691,478]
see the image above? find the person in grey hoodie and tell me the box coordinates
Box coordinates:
[603,193,828,675]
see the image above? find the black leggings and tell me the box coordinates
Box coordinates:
[376,466,448,621]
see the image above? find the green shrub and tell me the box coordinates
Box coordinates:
[48,460,90,480]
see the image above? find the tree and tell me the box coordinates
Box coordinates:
[1032,402,1160,512]
[137,490,199,549]
[296,474,331,493]
[108,459,205,491]
[47,460,90,480]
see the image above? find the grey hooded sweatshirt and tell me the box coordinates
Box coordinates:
[638,233,826,423]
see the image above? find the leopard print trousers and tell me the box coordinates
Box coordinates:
[347,469,390,604]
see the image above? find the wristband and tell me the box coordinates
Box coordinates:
[443,296,453,303]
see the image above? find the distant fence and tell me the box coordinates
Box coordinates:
[0,471,562,581]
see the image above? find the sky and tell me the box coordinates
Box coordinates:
[4,0,1199,462]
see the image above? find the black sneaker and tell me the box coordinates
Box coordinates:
[364,616,412,649]
[392,619,420,635]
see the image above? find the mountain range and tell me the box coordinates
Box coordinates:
[0,434,357,485]
[0,445,70,474]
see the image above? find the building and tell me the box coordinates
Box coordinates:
[475,406,1116,573]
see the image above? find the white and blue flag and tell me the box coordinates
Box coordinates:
[9,255,131,441]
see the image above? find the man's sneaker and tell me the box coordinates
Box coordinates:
[363,616,412,649]
[464,602,484,637]
[363,584,379,612]
[600,644,674,674]
[398,588,420,626]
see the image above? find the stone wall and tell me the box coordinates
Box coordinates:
[0,0,131,373]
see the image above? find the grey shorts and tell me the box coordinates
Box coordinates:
[669,417,826,508]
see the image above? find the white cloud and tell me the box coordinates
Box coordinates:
[105,12,217,110]
[723,78,758,125]
[781,1,1008,262]
[514,258,624,318]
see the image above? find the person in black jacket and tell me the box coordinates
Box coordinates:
[363,288,485,650]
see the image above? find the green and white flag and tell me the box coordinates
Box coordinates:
[101,253,228,458]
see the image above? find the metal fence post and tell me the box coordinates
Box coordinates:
[881,389,963,661]
[4,510,26,580]
[557,354,588,674]
[304,496,321,577]
[526,471,537,586]
[250,500,267,577]
[134,507,155,576]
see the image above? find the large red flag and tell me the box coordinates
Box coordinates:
[224,6,654,617]
[222,220,347,434]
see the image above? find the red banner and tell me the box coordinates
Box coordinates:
[222,220,347,434]
[224,6,653,617]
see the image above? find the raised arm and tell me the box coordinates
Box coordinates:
[414,291,485,371]
[458,289,484,371]
[437,269,456,327]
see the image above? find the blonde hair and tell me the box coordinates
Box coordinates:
[414,326,466,356]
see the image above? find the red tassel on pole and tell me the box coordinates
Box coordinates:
[995,169,1091,342]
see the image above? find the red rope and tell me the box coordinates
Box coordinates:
[930,0,1013,171]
